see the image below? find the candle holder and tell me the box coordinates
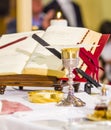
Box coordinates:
[57,48,86,107]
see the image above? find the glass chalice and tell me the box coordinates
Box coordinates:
[57,48,86,107]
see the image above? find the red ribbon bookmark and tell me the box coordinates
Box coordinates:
[0,36,27,49]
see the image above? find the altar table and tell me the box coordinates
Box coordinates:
[0,83,111,130]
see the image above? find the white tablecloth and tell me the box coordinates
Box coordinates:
[0,83,111,130]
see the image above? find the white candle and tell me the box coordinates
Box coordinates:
[51,19,67,26]
[50,11,68,26]
[16,0,32,32]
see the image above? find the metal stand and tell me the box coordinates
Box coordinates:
[57,58,86,107]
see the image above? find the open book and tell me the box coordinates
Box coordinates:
[0,26,110,81]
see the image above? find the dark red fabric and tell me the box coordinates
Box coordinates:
[61,34,110,82]
[75,34,110,82]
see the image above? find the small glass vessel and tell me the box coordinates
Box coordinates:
[93,84,108,118]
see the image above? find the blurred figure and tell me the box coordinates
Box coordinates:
[6,0,45,33]
[0,0,10,35]
[99,21,111,84]
[32,0,45,30]
[0,0,9,17]
[43,0,84,27]
[42,9,55,30]
[98,56,106,83]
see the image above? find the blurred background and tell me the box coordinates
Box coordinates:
[0,0,111,83]
[0,0,111,35]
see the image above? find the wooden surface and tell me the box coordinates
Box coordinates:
[0,74,59,94]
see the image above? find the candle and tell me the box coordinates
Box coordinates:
[50,11,67,26]
[16,0,32,32]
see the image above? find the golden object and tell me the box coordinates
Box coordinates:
[86,102,111,121]
[61,48,79,59]
[87,111,111,121]
[86,114,106,121]
[93,110,107,118]
[57,47,85,107]
[32,25,39,31]
[94,103,107,118]
[101,84,107,96]
[28,90,63,103]
[106,110,111,119]
[107,100,111,119]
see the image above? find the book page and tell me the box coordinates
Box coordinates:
[22,37,64,78]
[0,31,44,75]
[0,26,104,79]
[23,26,102,78]
[0,31,43,46]
[42,26,88,45]
[43,26,102,73]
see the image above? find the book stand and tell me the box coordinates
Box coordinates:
[0,74,59,94]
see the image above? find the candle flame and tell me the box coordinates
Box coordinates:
[56,11,62,19]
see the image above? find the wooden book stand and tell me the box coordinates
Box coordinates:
[0,74,60,94]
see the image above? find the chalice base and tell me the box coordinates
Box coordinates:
[57,92,86,107]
